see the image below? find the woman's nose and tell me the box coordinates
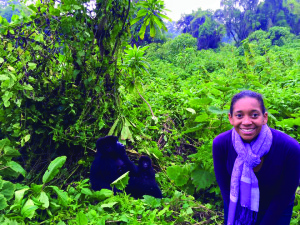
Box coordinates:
[242,116,252,125]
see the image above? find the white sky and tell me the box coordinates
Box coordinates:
[163,0,222,21]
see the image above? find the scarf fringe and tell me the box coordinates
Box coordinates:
[234,205,257,225]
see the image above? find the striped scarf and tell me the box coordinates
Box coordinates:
[228,125,273,225]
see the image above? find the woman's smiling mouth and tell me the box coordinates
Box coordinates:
[240,128,256,133]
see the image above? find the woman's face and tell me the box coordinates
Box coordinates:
[228,97,268,142]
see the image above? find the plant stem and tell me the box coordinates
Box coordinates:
[135,85,156,120]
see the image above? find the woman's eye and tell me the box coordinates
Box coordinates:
[252,113,259,118]
[236,114,242,118]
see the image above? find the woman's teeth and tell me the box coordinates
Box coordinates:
[241,128,255,132]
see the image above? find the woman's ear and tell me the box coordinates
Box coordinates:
[263,112,268,125]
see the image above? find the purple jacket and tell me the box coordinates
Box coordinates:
[213,128,300,225]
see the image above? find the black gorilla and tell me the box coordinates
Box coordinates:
[90,136,136,191]
[126,156,162,199]
[90,136,162,198]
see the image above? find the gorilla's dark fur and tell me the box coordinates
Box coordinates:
[90,136,162,198]
[126,155,162,199]
[90,136,136,191]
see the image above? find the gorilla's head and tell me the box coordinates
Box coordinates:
[138,156,152,171]
[96,136,125,156]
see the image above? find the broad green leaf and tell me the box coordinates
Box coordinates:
[101,202,118,209]
[15,188,29,205]
[110,171,129,191]
[139,20,148,40]
[208,106,228,115]
[28,4,38,12]
[166,165,189,186]
[24,134,31,143]
[150,20,156,38]
[38,191,49,208]
[42,156,67,184]
[0,181,15,201]
[49,186,69,207]
[267,111,277,121]
[143,195,161,207]
[78,51,85,57]
[121,125,133,141]
[156,12,172,21]
[157,205,170,216]
[130,16,144,26]
[11,14,19,21]
[21,199,38,219]
[28,63,37,70]
[190,98,212,106]
[73,5,81,10]
[7,161,26,177]
[0,194,8,210]
[23,84,33,90]
[152,15,163,29]
[0,75,9,80]
[7,43,13,52]
[194,113,208,122]
[268,109,279,114]
[2,91,13,107]
[4,145,20,158]
[182,124,203,134]
[191,167,215,191]
[108,117,120,136]
[276,118,300,127]
[0,139,10,149]
[81,188,92,195]
[0,58,4,63]
[214,86,231,92]
[186,108,196,114]
[166,165,181,180]
[137,9,148,17]
[31,184,43,194]
[93,189,113,201]
[76,211,88,225]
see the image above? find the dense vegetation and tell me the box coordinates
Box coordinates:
[175,0,300,49]
[0,0,299,224]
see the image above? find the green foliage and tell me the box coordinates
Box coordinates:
[0,162,223,224]
[0,1,31,23]
[177,9,225,49]
[0,156,68,222]
[245,26,296,55]
[0,139,26,179]
[130,0,171,40]
[0,0,171,183]
[0,176,15,210]
[0,0,299,224]
[110,171,130,191]
[42,156,67,184]
[269,26,294,45]
[145,33,197,63]
[166,163,216,195]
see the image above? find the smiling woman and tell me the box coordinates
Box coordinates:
[228,92,268,142]
[213,90,300,225]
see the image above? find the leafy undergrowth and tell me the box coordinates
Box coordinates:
[0,163,224,225]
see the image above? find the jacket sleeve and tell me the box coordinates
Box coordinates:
[213,136,231,208]
[260,140,300,225]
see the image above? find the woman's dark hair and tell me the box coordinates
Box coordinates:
[230,90,266,115]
